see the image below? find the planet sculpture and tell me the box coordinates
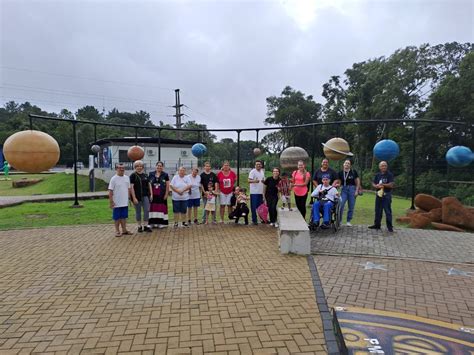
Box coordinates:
[373,139,400,161]
[253,147,262,156]
[191,143,207,157]
[322,137,354,161]
[3,130,60,173]
[280,146,309,170]
[446,146,473,168]
[91,145,101,154]
[127,145,145,161]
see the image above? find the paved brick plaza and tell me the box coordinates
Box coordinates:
[0,224,473,354]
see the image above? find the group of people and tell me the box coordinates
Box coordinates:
[108,158,394,237]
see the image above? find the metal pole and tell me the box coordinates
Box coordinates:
[311,124,316,175]
[237,130,241,186]
[410,122,417,209]
[158,129,162,162]
[134,127,138,146]
[72,120,80,207]
[29,116,33,130]
[256,129,259,146]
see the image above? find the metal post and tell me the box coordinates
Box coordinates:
[158,129,162,162]
[311,124,316,175]
[410,122,417,209]
[256,129,259,146]
[237,130,241,186]
[29,116,33,130]
[72,120,80,207]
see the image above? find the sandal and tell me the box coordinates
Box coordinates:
[115,232,122,237]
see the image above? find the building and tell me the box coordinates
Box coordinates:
[95,137,199,174]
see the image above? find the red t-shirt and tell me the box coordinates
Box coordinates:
[217,170,237,194]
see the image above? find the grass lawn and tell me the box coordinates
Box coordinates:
[0,173,108,196]
[0,192,411,230]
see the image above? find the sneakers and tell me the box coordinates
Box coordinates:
[194,219,199,225]
[158,224,167,229]
[346,222,352,227]
[320,223,330,229]
[368,225,381,230]
[274,223,279,228]
[270,223,275,227]
[182,222,189,227]
[174,223,179,228]
[144,225,152,232]
[388,227,394,232]
[137,226,143,233]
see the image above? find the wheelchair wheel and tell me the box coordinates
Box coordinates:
[332,200,341,232]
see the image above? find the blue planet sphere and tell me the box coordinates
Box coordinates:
[373,139,400,161]
[446,146,473,168]
[191,143,207,157]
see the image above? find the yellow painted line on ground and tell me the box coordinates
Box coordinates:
[339,320,474,348]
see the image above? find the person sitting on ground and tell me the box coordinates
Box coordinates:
[234,187,250,225]
[278,172,292,211]
[310,174,339,229]
[228,186,240,220]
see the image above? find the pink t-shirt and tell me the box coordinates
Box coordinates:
[217,170,237,194]
[292,170,310,196]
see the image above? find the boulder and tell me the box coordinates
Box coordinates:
[409,213,431,229]
[414,194,442,211]
[441,197,474,230]
[396,216,412,223]
[431,222,465,233]
[12,178,43,188]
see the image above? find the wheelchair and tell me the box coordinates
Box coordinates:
[308,197,341,232]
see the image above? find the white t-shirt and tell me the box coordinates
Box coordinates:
[108,174,130,207]
[249,168,265,195]
[187,174,201,200]
[311,184,338,202]
[171,174,192,201]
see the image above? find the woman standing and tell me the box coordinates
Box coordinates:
[148,161,170,229]
[130,160,153,233]
[170,166,192,227]
[338,159,361,227]
[292,160,311,219]
[217,161,237,223]
[187,167,201,225]
[263,167,281,228]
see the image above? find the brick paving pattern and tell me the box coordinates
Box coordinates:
[315,255,474,327]
[311,225,474,263]
[0,225,326,354]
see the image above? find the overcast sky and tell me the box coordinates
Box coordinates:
[1,0,473,140]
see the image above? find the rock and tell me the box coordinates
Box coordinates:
[12,178,43,188]
[431,222,465,233]
[414,194,442,211]
[409,213,431,229]
[441,197,474,230]
[396,216,412,223]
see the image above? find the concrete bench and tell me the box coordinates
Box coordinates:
[277,209,311,255]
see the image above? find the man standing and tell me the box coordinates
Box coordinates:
[248,160,265,225]
[200,161,218,223]
[108,163,132,237]
[369,161,395,232]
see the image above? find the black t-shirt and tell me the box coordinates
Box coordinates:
[130,172,150,200]
[200,171,218,194]
[312,168,338,185]
[373,171,394,192]
[338,169,359,186]
[264,176,281,198]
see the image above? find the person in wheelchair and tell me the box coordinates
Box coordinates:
[310,174,339,229]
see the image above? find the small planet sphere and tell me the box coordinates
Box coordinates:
[253,147,262,156]
[127,145,145,161]
[280,146,309,170]
[322,137,353,161]
[446,146,473,168]
[3,130,60,173]
[373,139,400,161]
[191,143,207,157]
[91,145,101,154]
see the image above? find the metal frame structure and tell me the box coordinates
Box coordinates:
[28,114,472,208]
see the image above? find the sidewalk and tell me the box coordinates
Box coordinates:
[0,191,108,208]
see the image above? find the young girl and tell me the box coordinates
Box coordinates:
[204,182,217,224]
[278,172,292,211]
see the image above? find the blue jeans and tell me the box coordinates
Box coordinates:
[250,194,264,224]
[312,200,333,224]
[339,185,356,222]
[374,192,393,229]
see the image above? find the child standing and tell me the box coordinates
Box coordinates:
[278,172,292,211]
[108,163,132,237]
[204,182,217,224]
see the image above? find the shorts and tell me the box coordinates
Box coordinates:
[112,206,128,221]
[187,198,201,208]
[281,195,290,204]
[172,200,188,214]
[220,192,233,206]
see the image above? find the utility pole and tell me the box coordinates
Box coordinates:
[173,89,184,140]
